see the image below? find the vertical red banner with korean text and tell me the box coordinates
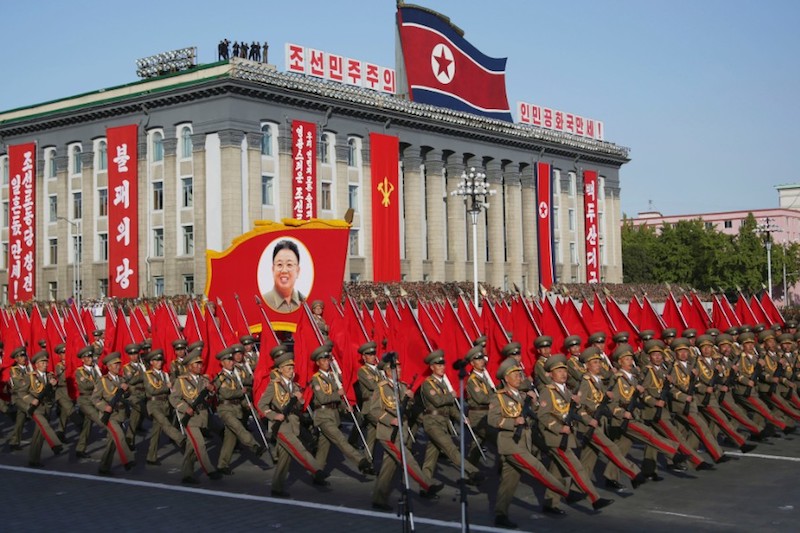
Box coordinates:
[7,143,36,303]
[535,162,554,290]
[370,132,400,281]
[583,170,600,283]
[107,124,139,297]
[291,120,317,220]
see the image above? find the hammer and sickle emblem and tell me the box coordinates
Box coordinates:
[377,176,394,207]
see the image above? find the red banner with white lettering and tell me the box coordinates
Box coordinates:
[583,170,600,283]
[535,162,554,290]
[370,132,400,281]
[291,120,317,220]
[107,124,139,297]
[7,143,36,303]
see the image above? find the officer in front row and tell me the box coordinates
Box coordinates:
[23,350,64,467]
[143,350,185,466]
[92,352,136,476]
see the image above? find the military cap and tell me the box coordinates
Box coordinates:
[37,339,47,348]
[465,345,485,362]
[753,323,766,334]
[738,331,756,344]
[716,334,734,347]
[496,358,522,381]
[184,349,203,366]
[758,329,775,343]
[785,320,798,329]
[644,339,665,354]
[724,327,738,336]
[311,344,332,361]
[77,345,94,359]
[358,341,377,355]
[770,323,782,332]
[612,343,635,363]
[672,337,691,350]
[240,335,256,345]
[187,340,205,352]
[215,347,234,361]
[93,329,104,338]
[146,349,164,362]
[563,335,582,350]
[612,331,630,344]
[230,343,245,354]
[103,352,122,366]
[377,360,390,372]
[273,352,294,368]
[579,347,603,364]
[124,343,140,354]
[777,333,794,345]
[738,324,753,334]
[696,335,714,348]
[93,345,103,356]
[588,332,606,344]
[681,328,697,339]
[534,336,553,349]
[661,328,677,340]
[140,340,153,350]
[55,343,66,354]
[705,328,721,337]
[311,299,324,309]
[270,344,289,360]
[172,339,188,350]
[638,330,655,341]
[424,350,445,365]
[323,339,334,351]
[501,342,522,358]
[544,354,568,372]
[11,346,27,359]
[31,350,49,364]
[794,331,800,342]
[472,335,488,347]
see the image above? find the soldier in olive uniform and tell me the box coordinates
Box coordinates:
[587,332,615,383]
[758,330,800,421]
[715,334,765,439]
[143,350,185,465]
[465,344,494,465]
[122,343,147,448]
[777,333,800,410]
[532,336,554,389]
[241,335,259,370]
[370,359,443,511]
[23,351,64,467]
[7,347,31,450]
[563,335,585,390]
[169,339,188,381]
[257,352,327,497]
[74,345,105,458]
[419,350,483,486]
[51,343,75,442]
[501,342,532,393]
[170,349,222,484]
[92,352,136,475]
[309,344,373,475]
[353,341,381,458]
[490,358,570,527]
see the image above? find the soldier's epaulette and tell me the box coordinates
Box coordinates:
[581,373,592,381]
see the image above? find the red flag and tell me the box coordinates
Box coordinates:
[385,299,429,391]
[481,299,510,384]
[680,294,708,332]
[203,307,227,377]
[661,293,688,331]
[639,296,667,333]
[29,306,46,352]
[113,308,135,366]
[417,300,442,351]
[536,162,555,290]
[749,295,770,325]
[440,299,475,365]
[628,296,642,329]
[292,303,325,407]
[510,299,541,370]
[719,293,741,327]
[540,297,569,354]
[559,299,590,342]
[712,295,734,330]
[370,132,401,281]
[183,301,205,345]
[64,308,89,400]
[252,302,281,414]
[130,307,149,341]
[457,296,481,339]
[760,292,784,324]
[605,296,640,349]
[734,294,758,325]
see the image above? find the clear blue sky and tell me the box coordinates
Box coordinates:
[2,0,798,218]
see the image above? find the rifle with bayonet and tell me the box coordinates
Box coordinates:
[26,374,57,416]
[683,370,698,416]
[559,399,582,451]
[579,381,614,447]
[100,376,130,426]
[178,386,212,427]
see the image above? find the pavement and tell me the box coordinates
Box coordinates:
[0,414,798,532]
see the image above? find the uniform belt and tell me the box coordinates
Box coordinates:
[149,395,169,401]
[425,408,449,416]
[469,406,489,411]
[220,399,242,405]
[318,402,340,409]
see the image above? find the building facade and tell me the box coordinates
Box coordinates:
[0,58,629,302]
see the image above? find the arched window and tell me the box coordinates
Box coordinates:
[261,124,273,156]
[152,131,164,162]
[97,141,107,171]
[47,150,56,178]
[181,126,193,159]
[72,145,82,174]
[320,133,330,164]
[347,138,357,167]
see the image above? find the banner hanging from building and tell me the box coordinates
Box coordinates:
[291,120,317,220]
[396,5,512,122]
[7,143,36,303]
[206,219,350,332]
[107,124,139,298]
[583,170,600,284]
[535,162,554,290]
[369,132,400,281]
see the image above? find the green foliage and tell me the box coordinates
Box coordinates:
[622,213,800,292]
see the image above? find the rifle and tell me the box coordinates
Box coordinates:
[178,387,211,427]
[719,366,736,405]
[559,399,582,451]
[100,376,129,426]
[683,370,698,416]
[619,388,641,434]
[579,382,614,447]
[743,357,763,397]
[512,390,548,453]
[701,368,722,407]
[270,386,300,438]
[652,379,671,424]
[390,373,418,443]
[26,377,56,416]
[232,371,273,463]
[768,359,785,396]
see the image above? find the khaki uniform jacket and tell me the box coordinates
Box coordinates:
[311,370,342,425]
[536,383,586,449]
[215,369,245,418]
[92,374,128,419]
[257,378,302,436]
[170,373,212,427]
[488,387,531,455]
[370,379,412,442]
[23,371,55,413]
[668,361,697,415]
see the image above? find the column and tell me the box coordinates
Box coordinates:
[162,137,178,294]
[402,146,424,280]
[445,157,466,281]
[218,130,244,249]
[520,164,538,293]
[425,150,446,281]
[244,132,263,230]
[191,132,207,293]
[485,159,504,289]
[504,163,523,290]
[78,148,93,300]
[334,138,351,280]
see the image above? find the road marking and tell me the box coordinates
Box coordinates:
[0,464,509,533]
[725,452,800,462]
[649,510,709,520]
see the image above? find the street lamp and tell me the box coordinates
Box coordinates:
[58,216,82,305]
[754,217,781,298]
[451,167,495,306]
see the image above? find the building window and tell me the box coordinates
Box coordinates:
[152,131,164,162]
[261,124,272,156]
[349,229,360,256]
[261,175,273,206]
[98,233,108,261]
[98,188,108,217]
[348,185,358,211]
[99,278,108,298]
[1,242,7,269]
[153,228,164,257]
[73,192,82,219]
[568,209,575,231]
[49,238,58,265]
[71,145,82,174]
[321,182,332,211]
[180,126,193,159]
[350,273,361,282]
[97,141,108,171]
[320,133,330,164]
[182,225,194,255]
[2,202,8,228]
[724,220,733,229]
[182,177,193,208]
[0,159,6,185]
[47,150,56,179]
[568,172,576,196]
[553,169,561,196]
[347,138,357,167]
[183,275,195,294]
[705,222,714,230]
[73,235,82,264]
[554,239,562,264]
[154,276,165,297]
[552,206,559,230]
[153,181,164,211]
[569,242,577,265]
[48,281,58,301]
[48,196,57,223]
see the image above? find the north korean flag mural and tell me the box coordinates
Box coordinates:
[397,5,512,122]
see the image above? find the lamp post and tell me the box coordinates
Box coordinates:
[451,167,495,307]
[754,217,781,299]
[58,216,82,305]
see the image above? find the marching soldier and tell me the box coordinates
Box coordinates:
[23,350,64,467]
[501,342,533,393]
[309,344,374,476]
[7,347,30,450]
[419,350,483,486]
[532,336,554,388]
[778,333,800,410]
[240,335,260,372]
[92,352,136,476]
[310,300,329,337]
[52,343,75,442]
[91,329,104,355]
[465,344,494,465]
[143,349,185,466]
[352,341,381,458]
[74,345,104,458]
[122,343,147,447]
[170,348,222,484]
[169,339,189,381]
[587,332,615,383]
[758,330,800,422]
[257,351,327,497]
[715,334,766,439]
[563,335,585,390]
[371,358,443,511]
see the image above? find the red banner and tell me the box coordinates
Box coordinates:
[107,124,139,297]
[369,132,400,281]
[7,143,36,303]
[206,219,349,332]
[583,169,600,283]
[535,162,554,289]
[291,120,317,220]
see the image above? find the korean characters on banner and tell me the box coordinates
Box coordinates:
[107,124,139,297]
[7,143,36,303]
[517,101,604,141]
[583,170,600,284]
[285,43,396,94]
[291,120,317,220]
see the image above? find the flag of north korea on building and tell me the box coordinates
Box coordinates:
[397,5,512,122]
